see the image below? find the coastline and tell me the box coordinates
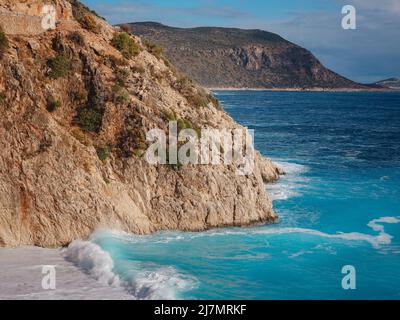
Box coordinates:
[0,0,282,248]
[209,87,397,92]
[0,246,132,300]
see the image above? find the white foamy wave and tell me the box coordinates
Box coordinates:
[368,216,400,232]
[267,161,309,200]
[182,216,400,249]
[64,238,197,300]
[65,215,398,298]
[251,226,391,249]
[276,161,309,175]
[125,266,198,300]
[64,240,121,287]
[102,215,400,249]
[267,186,300,201]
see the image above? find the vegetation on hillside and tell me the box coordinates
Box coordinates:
[144,39,163,60]
[112,32,140,59]
[76,108,103,132]
[47,100,61,112]
[96,145,112,161]
[48,55,71,79]
[70,0,102,32]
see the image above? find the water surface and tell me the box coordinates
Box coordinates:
[84,91,400,299]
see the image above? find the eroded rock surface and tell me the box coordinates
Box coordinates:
[0,0,282,247]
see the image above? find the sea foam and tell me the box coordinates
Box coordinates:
[64,240,121,287]
[123,265,198,300]
[266,161,309,200]
[62,214,399,299]
[64,238,197,300]
[137,216,399,249]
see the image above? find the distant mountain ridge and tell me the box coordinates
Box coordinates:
[373,78,400,90]
[126,22,371,90]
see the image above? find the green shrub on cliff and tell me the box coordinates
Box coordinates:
[81,14,100,32]
[144,40,163,60]
[96,145,111,161]
[163,111,200,138]
[70,0,101,32]
[47,100,61,112]
[164,110,178,122]
[76,108,103,132]
[117,89,130,103]
[106,55,129,68]
[115,67,130,86]
[112,84,130,104]
[112,32,140,59]
[69,31,85,46]
[48,55,71,79]
[120,24,131,33]
[187,92,210,108]
[0,26,9,57]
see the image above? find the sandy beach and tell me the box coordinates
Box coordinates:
[0,246,132,300]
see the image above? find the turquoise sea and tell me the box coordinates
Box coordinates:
[72,91,400,299]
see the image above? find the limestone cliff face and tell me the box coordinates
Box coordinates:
[0,0,282,247]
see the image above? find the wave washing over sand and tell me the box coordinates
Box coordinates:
[64,239,198,300]
[0,240,197,300]
[1,217,398,300]
[64,241,121,287]
[1,159,399,300]
[0,246,132,300]
[82,215,400,298]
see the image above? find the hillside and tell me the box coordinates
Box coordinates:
[373,78,400,90]
[127,22,370,90]
[0,0,281,247]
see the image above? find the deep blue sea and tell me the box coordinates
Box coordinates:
[85,91,400,299]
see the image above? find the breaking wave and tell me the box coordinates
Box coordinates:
[63,239,197,300]
[64,240,120,287]
[62,214,399,299]
[122,265,198,300]
[267,161,309,200]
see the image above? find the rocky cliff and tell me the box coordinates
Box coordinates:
[0,0,282,247]
[127,22,371,90]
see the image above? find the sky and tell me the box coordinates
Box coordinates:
[82,0,400,83]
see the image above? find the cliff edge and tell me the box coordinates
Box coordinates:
[0,0,282,247]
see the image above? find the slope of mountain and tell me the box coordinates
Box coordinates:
[0,0,281,247]
[373,78,400,90]
[127,22,370,90]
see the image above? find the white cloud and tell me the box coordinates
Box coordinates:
[260,3,400,82]
[349,0,400,15]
